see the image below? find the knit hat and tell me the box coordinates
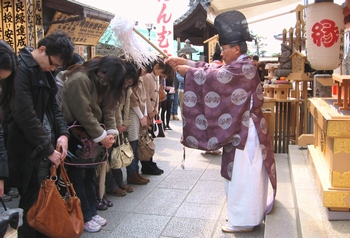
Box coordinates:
[214,10,252,46]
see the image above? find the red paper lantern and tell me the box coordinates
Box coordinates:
[305,2,344,70]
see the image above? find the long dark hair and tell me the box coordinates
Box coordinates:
[65,56,126,110]
[144,56,174,76]
[0,40,17,123]
[165,72,175,87]
[124,61,140,88]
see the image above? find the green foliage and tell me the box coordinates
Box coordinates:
[248,31,268,57]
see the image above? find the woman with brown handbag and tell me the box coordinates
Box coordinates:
[141,58,173,175]
[125,64,150,185]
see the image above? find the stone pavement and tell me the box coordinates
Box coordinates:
[5,118,350,237]
[80,118,266,238]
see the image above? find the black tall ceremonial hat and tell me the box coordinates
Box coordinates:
[214,10,252,46]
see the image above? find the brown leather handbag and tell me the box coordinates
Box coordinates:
[27,155,84,238]
[137,127,155,161]
[159,84,166,102]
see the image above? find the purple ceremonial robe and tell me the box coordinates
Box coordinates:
[182,56,276,196]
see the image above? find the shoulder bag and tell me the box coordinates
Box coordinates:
[27,148,84,238]
[110,133,134,169]
[137,127,155,161]
[65,121,107,167]
[149,122,159,138]
[149,114,165,138]
[155,114,165,138]
[159,84,166,102]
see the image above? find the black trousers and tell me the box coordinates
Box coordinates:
[18,165,49,238]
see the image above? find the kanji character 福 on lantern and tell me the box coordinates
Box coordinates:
[305,0,344,70]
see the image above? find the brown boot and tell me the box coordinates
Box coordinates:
[127,173,148,185]
[137,171,150,182]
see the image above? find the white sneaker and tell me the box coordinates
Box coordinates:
[84,220,101,233]
[92,214,107,226]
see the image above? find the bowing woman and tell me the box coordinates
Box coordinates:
[61,56,125,233]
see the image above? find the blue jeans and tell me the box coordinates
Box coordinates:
[67,166,97,223]
[126,140,139,175]
[170,91,179,115]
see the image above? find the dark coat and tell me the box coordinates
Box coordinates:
[6,47,68,193]
[0,124,9,180]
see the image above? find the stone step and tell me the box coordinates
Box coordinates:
[264,153,298,238]
[265,145,350,238]
[287,145,328,237]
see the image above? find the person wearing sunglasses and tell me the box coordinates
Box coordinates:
[6,31,74,238]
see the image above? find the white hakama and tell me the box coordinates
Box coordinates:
[224,118,269,230]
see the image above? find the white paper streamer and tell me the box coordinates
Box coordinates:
[110,14,158,68]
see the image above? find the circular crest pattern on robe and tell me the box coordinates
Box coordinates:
[181,57,276,199]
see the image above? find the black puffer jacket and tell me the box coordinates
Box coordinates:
[6,47,68,193]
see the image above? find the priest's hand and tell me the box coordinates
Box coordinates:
[165,56,187,68]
